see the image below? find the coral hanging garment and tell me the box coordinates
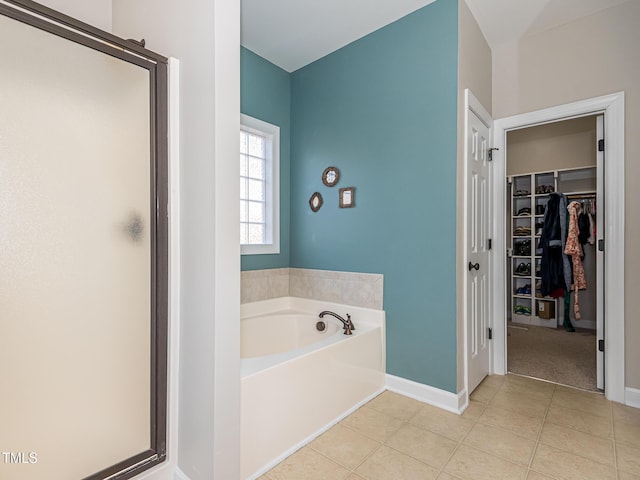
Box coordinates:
[564,202,587,319]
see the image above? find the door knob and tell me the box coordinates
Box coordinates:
[468,262,480,271]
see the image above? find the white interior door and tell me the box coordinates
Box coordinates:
[466,100,492,394]
[596,114,604,390]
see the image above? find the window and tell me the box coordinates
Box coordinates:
[240,114,280,255]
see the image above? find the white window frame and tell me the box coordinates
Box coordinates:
[240,114,280,255]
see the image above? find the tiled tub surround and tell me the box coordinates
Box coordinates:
[240,297,386,479]
[241,268,291,304]
[289,269,384,310]
[241,268,384,310]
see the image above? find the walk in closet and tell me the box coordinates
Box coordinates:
[505,115,602,391]
[509,167,597,329]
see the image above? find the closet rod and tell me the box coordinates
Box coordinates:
[565,193,596,200]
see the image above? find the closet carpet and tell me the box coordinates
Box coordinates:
[507,323,597,391]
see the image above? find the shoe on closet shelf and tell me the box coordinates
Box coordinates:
[514,227,532,236]
[517,207,531,216]
[536,185,554,194]
[516,238,531,251]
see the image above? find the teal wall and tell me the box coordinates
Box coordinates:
[240,47,291,270]
[240,0,460,392]
[289,0,459,392]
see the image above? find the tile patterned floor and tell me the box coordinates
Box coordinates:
[259,374,640,480]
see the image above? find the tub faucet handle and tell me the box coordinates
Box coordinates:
[319,310,354,335]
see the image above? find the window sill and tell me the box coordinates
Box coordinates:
[241,244,280,255]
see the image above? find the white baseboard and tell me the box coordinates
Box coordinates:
[626,387,640,408]
[385,374,467,414]
[174,467,191,480]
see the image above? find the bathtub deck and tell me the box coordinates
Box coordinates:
[240,296,386,480]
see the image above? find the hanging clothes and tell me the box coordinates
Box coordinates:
[563,290,575,332]
[588,213,596,245]
[578,210,590,245]
[559,196,572,292]
[565,201,587,319]
[540,193,569,297]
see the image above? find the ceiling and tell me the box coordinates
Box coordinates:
[464,0,632,47]
[241,0,436,72]
[241,0,634,73]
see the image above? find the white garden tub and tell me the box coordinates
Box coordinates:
[240,296,385,479]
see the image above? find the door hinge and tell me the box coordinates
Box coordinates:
[488,147,499,162]
[487,238,492,250]
[598,139,605,152]
[598,239,605,252]
[598,339,604,352]
[488,328,493,340]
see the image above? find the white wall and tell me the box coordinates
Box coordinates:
[112,1,241,479]
[36,0,112,32]
[506,116,597,175]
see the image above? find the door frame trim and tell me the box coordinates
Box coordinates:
[463,89,493,401]
[491,92,625,403]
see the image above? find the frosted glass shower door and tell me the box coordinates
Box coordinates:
[0,10,163,480]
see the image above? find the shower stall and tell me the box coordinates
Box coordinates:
[0,2,168,479]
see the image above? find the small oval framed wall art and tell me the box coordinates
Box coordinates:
[309,192,323,212]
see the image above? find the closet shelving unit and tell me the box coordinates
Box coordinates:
[508,166,596,327]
